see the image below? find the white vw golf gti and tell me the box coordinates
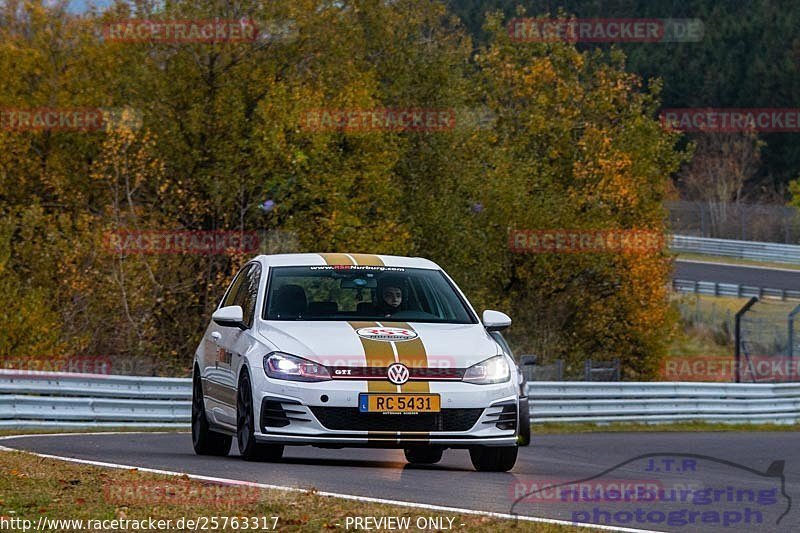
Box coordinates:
[192,253,522,471]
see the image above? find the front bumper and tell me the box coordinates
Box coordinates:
[250,371,519,448]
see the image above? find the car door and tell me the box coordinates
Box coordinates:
[227,261,262,393]
[203,264,254,429]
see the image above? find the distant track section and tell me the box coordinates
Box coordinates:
[673,259,800,293]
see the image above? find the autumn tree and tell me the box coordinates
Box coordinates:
[0,0,687,378]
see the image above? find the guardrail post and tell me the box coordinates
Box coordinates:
[787,304,800,361]
[735,297,759,383]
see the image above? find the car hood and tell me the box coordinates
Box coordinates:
[257,321,500,368]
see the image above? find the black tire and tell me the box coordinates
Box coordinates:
[404,447,444,465]
[518,399,531,446]
[192,369,232,456]
[469,446,518,472]
[237,369,284,462]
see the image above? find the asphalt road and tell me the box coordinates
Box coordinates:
[3,432,798,532]
[674,260,800,291]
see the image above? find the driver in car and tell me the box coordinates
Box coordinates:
[374,277,404,317]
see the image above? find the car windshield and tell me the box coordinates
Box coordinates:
[263,266,476,323]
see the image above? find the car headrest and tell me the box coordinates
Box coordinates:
[272,284,307,317]
[308,301,338,316]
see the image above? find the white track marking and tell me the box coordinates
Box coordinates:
[0,432,664,533]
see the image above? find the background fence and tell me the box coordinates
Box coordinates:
[519,358,620,382]
[2,370,799,428]
[667,200,800,244]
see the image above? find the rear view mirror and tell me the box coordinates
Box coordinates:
[341,277,377,289]
[212,305,245,329]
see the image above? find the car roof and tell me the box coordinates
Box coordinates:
[253,253,442,270]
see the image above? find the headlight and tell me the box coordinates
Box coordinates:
[263,352,331,382]
[462,355,511,384]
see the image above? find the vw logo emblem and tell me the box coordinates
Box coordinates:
[387,363,410,385]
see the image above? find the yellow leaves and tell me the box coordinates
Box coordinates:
[570,126,642,211]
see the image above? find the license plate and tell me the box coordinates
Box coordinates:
[358,394,441,413]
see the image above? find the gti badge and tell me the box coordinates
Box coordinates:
[387,362,410,385]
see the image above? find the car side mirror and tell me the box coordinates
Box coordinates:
[482,310,511,332]
[212,305,245,329]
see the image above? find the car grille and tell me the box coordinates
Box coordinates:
[482,401,517,430]
[308,407,483,432]
[261,397,311,429]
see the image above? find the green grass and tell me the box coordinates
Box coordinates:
[671,292,750,317]
[0,448,583,532]
[666,328,731,358]
[676,252,800,271]
[667,293,744,359]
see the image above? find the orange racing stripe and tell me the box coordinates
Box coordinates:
[380,321,431,443]
[382,321,430,393]
[349,253,384,266]
[349,321,395,392]
[318,253,355,265]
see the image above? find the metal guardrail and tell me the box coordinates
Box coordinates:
[0,370,190,429]
[671,234,800,264]
[672,279,800,301]
[2,370,799,428]
[527,381,800,424]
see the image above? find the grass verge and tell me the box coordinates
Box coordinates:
[675,252,800,271]
[0,446,583,532]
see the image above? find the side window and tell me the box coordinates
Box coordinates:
[234,264,261,328]
[221,266,248,308]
